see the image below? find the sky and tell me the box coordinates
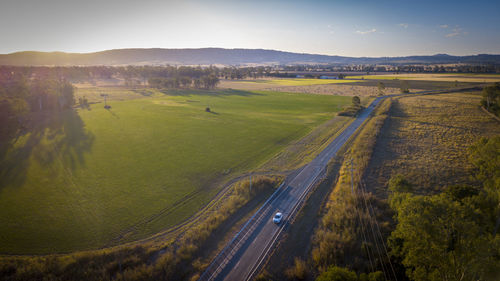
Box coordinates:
[1,0,500,57]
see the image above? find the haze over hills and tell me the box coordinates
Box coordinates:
[0,48,499,66]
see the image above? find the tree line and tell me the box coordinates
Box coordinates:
[1,64,499,89]
[148,75,219,90]
[0,73,74,140]
[481,82,500,116]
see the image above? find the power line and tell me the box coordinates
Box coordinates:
[349,159,376,274]
[349,158,388,280]
[360,180,398,281]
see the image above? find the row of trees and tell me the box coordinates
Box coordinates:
[280,64,500,74]
[0,74,74,140]
[2,64,499,88]
[481,82,500,116]
[0,65,265,85]
[148,75,219,90]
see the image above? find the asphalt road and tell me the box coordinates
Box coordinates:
[199,96,385,281]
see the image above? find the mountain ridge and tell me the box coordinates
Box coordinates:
[1,48,499,66]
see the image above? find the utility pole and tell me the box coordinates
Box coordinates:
[349,158,355,194]
[100,93,109,108]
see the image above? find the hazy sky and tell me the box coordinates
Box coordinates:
[1,0,499,57]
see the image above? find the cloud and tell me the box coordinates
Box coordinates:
[356,28,377,35]
[445,27,466,38]
[439,24,449,28]
[398,23,408,28]
[327,24,334,34]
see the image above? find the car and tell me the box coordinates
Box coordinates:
[273,212,283,224]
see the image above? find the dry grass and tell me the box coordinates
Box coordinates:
[364,92,500,195]
[220,79,419,97]
[347,73,500,83]
[264,84,414,97]
[311,99,394,273]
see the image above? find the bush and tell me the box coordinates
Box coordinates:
[316,266,357,281]
[285,257,307,280]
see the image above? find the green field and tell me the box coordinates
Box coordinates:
[0,88,351,254]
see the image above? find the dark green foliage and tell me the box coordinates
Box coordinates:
[352,96,361,107]
[400,80,410,93]
[389,191,498,281]
[316,266,383,281]
[78,96,89,109]
[481,83,500,116]
[443,185,479,202]
[0,75,75,142]
[469,136,500,192]
[316,266,358,281]
[377,82,385,96]
[149,74,218,90]
[338,96,363,116]
[388,174,413,193]
[388,138,500,281]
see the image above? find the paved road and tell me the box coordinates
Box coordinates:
[199,96,386,281]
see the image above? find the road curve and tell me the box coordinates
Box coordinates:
[199,96,386,281]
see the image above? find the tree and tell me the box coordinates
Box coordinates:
[193,78,202,89]
[400,81,410,93]
[377,82,385,96]
[58,80,75,109]
[316,266,357,281]
[285,257,307,280]
[469,136,500,235]
[481,83,500,116]
[201,75,219,89]
[388,183,499,281]
[352,96,361,107]
[469,136,500,192]
[179,76,192,88]
[388,174,413,193]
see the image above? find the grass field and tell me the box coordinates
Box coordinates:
[364,92,500,195]
[0,88,351,254]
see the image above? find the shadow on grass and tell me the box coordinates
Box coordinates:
[0,109,94,190]
[159,88,264,98]
[106,108,120,119]
[132,89,154,97]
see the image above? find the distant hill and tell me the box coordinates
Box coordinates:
[0,48,499,66]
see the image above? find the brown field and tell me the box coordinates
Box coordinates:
[353,73,500,83]
[263,84,411,97]
[363,91,500,195]
[220,80,418,97]
[219,78,484,96]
